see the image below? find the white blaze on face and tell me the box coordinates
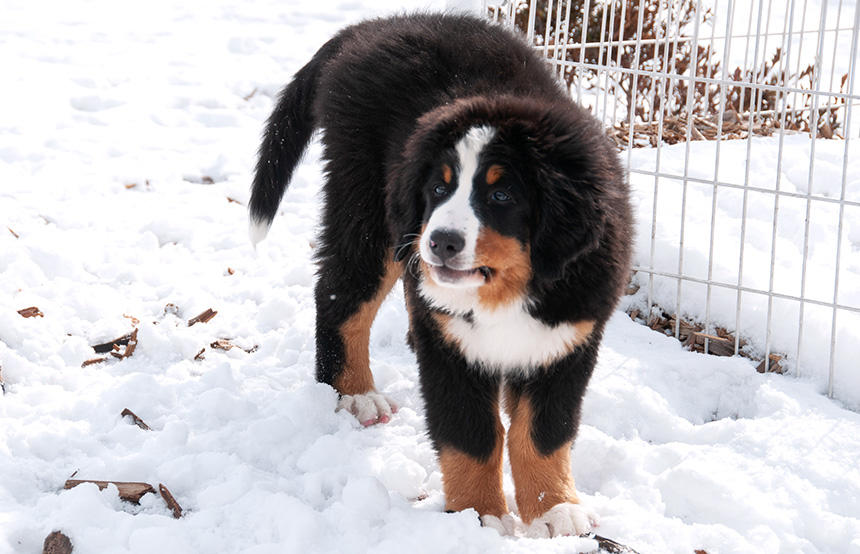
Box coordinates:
[419,126,495,274]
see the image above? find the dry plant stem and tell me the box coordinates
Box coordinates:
[64,480,155,503]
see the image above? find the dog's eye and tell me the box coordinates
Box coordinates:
[433,184,449,197]
[490,190,512,203]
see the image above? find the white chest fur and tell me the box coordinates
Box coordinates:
[418,278,589,375]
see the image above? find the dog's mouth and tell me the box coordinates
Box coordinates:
[428,263,493,287]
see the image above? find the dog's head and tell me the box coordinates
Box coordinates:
[388,96,624,307]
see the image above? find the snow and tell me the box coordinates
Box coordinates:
[1,1,860,553]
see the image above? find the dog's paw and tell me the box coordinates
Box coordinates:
[337,392,398,427]
[481,513,517,536]
[524,502,598,539]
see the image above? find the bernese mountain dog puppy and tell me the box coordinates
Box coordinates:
[249,13,632,538]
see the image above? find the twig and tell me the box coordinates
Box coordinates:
[187,308,217,326]
[8,227,19,239]
[159,484,183,519]
[193,348,206,361]
[0,364,5,395]
[81,358,106,368]
[120,408,151,431]
[64,480,155,503]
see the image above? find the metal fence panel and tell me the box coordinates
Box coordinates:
[484,0,860,403]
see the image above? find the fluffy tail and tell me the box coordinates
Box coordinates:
[248,36,343,244]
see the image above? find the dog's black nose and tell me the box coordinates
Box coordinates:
[429,229,465,262]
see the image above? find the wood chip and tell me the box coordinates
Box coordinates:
[123,314,140,325]
[194,348,206,361]
[226,197,242,205]
[106,329,138,360]
[226,267,235,275]
[18,306,44,318]
[64,480,155,503]
[756,354,784,374]
[687,332,736,357]
[8,227,19,239]
[124,183,138,190]
[159,483,183,519]
[120,408,151,431]
[81,357,106,368]
[42,531,73,554]
[187,308,217,326]
[91,332,134,354]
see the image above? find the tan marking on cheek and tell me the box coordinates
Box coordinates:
[439,418,508,518]
[507,396,579,524]
[442,164,452,184]
[485,164,504,185]
[474,228,531,309]
[334,260,402,396]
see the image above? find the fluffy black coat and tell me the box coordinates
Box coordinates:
[250,12,632,530]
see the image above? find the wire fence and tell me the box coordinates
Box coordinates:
[482,0,860,402]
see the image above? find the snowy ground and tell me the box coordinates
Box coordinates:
[2,1,860,553]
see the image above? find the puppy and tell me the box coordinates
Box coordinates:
[249,13,632,537]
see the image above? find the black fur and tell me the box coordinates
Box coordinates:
[251,12,633,519]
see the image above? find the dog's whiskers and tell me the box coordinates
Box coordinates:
[394,234,421,262]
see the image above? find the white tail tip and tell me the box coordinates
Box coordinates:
[249,217,271,247]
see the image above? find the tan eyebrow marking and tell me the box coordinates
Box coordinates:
[442,164,452,184]
[486,164,504,185]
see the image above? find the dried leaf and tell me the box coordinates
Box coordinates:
[42,531,73,554]
[120,408,151,431]
[18,306,44,318]
[64,480,155,503]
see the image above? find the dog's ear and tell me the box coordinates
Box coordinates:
[529,120,622,286]
[387,159,429,262]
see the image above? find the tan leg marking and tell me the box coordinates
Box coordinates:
[474,229,531,309]
[507,395,579,524]
[439,417,508,518]
[333,259,402,396]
